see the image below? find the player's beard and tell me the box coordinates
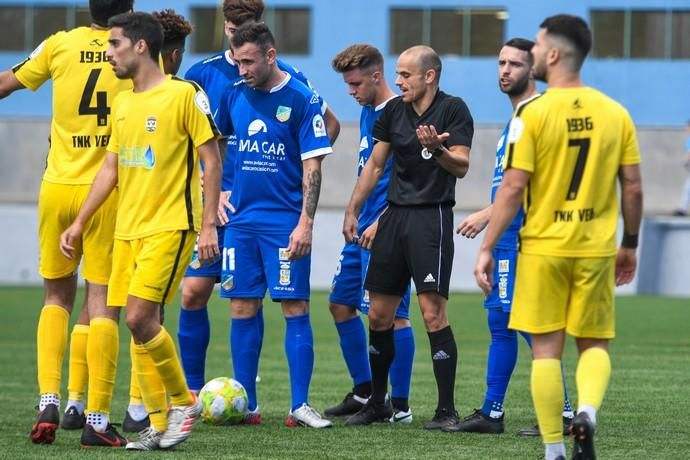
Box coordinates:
[502,76,530,96]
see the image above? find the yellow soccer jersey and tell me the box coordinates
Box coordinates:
[505,87,641,257]
[12,27,132,184]
[108,75,220,240]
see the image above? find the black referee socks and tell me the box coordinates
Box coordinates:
[428,326,457,412]
[369,327,395,406]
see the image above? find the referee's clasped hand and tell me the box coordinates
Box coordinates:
[416,124,450,151]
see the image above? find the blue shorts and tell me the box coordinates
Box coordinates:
[220,227,311,301]
[329,242,410,320]
[484,247,517,312]
[183,226,224,281]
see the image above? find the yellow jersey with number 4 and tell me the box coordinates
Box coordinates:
[108,76,220,240]
[12,27,132,185]
[505,87,641,257]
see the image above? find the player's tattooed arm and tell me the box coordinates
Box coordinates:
[288,157,323,260]
[304,167,322,219]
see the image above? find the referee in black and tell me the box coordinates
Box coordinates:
[343,45,473,429]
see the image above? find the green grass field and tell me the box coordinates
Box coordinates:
[1,287,688,459]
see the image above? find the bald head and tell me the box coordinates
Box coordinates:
[401,45,442,83]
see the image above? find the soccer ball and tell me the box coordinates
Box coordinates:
[199,377,249,425]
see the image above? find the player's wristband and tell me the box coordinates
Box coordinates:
[621,232,638,249]
[430,146,444,157]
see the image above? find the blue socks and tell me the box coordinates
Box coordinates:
[335,316,371,390]
[482,309,518,417]
[285,313,314,410]
[390,326,415,404]
[231,316,261,411]
[178,307,210,392]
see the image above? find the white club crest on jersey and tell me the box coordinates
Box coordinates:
[507,117,524,143]
[194,91,211,115]
[29,40,46,59]
[248,119,268,137]
[359,136,368,152]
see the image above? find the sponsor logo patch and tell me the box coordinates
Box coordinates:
[312,114,326,137]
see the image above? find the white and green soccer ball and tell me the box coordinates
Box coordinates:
[199,377,248,425]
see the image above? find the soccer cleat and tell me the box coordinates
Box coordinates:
[324,392,368,417]
[125,426,164,451]
[517,417,574,437]
[423,407,460,430]
[389,407,413,424]
[61,406,85,430]
[80,423,127,447]
[30,403,59,444]
[345,399,393,426]
[158,392,203,449]
[241,406,262,425]
[570,412,596,460]
[122,411,150,433]
[286,403,333,428]
[442,409,504,434]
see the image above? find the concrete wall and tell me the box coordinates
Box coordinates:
[1,119,687,214]
[0,205,647,297]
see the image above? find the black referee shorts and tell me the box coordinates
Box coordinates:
[364,204,454,299]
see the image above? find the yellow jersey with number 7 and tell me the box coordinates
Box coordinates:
[505,87,641,257]
[12,26,132,185]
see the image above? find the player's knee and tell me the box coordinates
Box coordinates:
[368,307,394,330]
[393,317,411,329]
[231,299,260,318]
[282,300,308,317]
[125,309,155,339]
[329,302,356,322]
[182,277,214,309]
[421,308,447,331]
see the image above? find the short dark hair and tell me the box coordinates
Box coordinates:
[223,0,264,25]
[540,14,592,69]
[332,44,384,74]
[108,12,163,62]
[230,22,274,53]
[504,37,535,64]
[153,9,193,53]
[89,0,133,27]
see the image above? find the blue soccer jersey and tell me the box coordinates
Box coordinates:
[492,122,524,250]
[215,74,332,233]
[358,97,396,230]
[185,51,326,191]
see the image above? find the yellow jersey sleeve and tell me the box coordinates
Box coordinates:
[179,79,220,148]
[620,111,641,166]
[505,96,543,174]
[12,33,61,90]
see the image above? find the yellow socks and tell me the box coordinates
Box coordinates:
[531,358,565,443]
[576,347,611,419]
[86,318,119,414]
[129,359,143,405]
[142,327,193,407]
[132,338,168,431]
[37,305,69,395]
[67,324,89,402]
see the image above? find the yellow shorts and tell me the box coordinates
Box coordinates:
[38,181,117,285]
[107,230,195,307]
[509,252,616,339]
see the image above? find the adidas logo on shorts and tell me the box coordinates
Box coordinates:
[424,273,436,283]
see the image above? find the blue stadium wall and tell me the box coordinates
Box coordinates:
[1,0,689,125]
